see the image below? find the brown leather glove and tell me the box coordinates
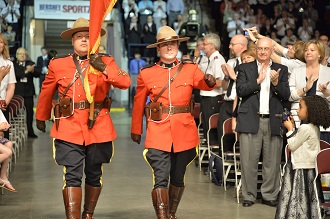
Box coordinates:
[0,100,7,110]
[89,54,106,72]
[204,74,216,88]
[36,120,46,133]
[131,133,141,144]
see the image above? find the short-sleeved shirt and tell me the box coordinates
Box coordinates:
[0,56,16,100]
[200,50,225,97]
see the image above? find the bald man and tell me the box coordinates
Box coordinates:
[236,38,290,207]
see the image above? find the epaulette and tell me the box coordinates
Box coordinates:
[52,54,71,60]
[141,63,156,70]
[182,58,194,64]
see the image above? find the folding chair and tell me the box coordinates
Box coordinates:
[198,112,208,171]
[315,148,330,218]
[320,140,330,150]
[219,118,236,191]
[207,113,220,159]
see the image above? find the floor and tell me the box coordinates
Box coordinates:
[0,111,276,219]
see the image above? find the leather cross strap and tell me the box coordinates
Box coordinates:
[59,54,89,99]
[162,105,190,114]
[153,63,183,102]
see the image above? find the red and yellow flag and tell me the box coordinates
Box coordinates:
[84,0,117,104]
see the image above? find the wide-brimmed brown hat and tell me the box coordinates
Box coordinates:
[146,26,190,48]
[60,17,106,40]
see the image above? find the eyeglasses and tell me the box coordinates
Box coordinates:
[256,47,272,52]
[17,53,26,55]
[229,43,242,46]
[203,43,212,46]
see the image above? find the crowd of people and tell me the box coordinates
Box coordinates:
[0,0,330,218]
[0,0,22,56]
[189,18,330,219]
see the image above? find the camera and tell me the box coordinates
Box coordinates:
[275,108,292,121]
[243,30,249,36]
[186,23,199,37]
[281,108,292,121]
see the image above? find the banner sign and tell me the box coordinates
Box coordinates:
[34,0,111,21]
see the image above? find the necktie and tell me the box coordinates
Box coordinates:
[137,60,140,73]
[198,55,203,64]
[205,58,210,73]
[226,58,239,97]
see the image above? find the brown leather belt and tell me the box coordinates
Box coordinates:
[162,105,191,114]
[73,101,107,110]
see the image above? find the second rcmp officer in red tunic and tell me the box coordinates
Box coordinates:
[35,18,131,218]
[131,26,216,219]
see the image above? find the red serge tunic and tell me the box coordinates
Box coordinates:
[36,54,131,146]
[131,61,213,152]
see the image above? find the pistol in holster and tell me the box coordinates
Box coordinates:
[53,103,61,130]
[87,97,112,129]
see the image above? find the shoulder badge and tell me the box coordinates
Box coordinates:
[214,56,218,60]
[52,54,71,60]
[141,63,156,71]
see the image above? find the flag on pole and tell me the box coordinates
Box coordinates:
[84,0,117,104]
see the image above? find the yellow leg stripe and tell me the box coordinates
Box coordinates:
[109,141,114,163]
[62,166,67,189]
[100,164,104,186]
[183,146,198,186]
[143,149,155,188]
[52,138,58,165]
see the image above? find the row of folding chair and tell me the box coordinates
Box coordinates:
[191,103,209,171]
[315,147,330,218]
[191,102,240,192]
[6,95,27,170]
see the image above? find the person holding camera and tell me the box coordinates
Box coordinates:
[275,95,330,219]
[35,18,131,218]
[236,37,290,207]
[130,26,216,219]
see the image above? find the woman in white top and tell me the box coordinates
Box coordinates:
[289,40,330,143]
[0,33,16,139]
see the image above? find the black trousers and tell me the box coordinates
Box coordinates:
[54,139,113,187]
[200,95,222,141]
[24,96,35,135]
[145,147,197,188]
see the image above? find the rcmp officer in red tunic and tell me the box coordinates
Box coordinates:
[131,26,216,219]
[35,18,131,219]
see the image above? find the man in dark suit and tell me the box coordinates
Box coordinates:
[35,47,49,92]
[14,47,40,138]
[236,37,290,207]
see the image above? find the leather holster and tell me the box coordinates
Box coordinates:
[53,103,61,130]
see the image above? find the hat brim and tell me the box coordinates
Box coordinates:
[146,37,190,48]
[60,27,106,40]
